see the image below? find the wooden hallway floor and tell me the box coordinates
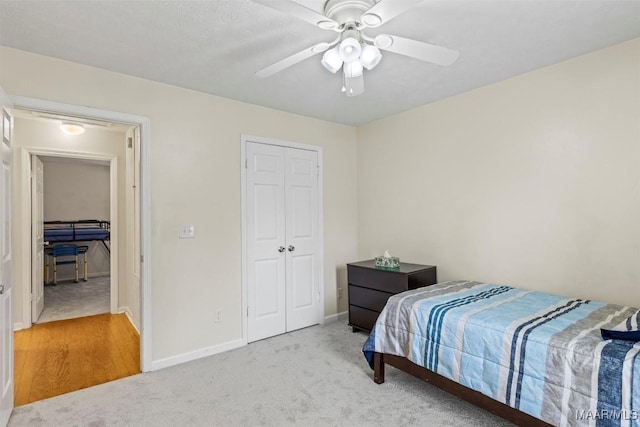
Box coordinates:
[14,313,140,406]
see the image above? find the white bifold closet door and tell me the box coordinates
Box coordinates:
[246,141,320,343]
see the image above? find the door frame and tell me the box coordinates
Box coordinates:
[0,89,14,427]
[9,95,153,372]
[22,149,119,318]
[30,155,45,323]
[240,134,325,345]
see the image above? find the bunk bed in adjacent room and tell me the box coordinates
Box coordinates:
[43,219,111,253]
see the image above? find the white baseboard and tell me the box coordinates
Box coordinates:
[88,271,110,278]
[324,310,348,323]
[13,322,24,331]
[51,271,110,282]
[122,307,140,334]
[150,339,246,371]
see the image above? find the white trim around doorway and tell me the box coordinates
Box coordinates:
[9,95,153,372]
[20,148,119,319]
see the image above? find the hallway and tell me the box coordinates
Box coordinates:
[14,313,140,406]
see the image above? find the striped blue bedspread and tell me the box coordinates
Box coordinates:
[362,281,640,427]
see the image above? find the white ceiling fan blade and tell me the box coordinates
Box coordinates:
[374,34,459,66]
[253,0,340,31]
[361,0,426,28]
[345,74,364,97]
[255,42,331,78]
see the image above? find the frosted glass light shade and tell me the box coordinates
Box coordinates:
[60,122,85,135]
[321,47,343,73]
[360,44,382,70]
[338,37,362,63]
[343,61,363,78]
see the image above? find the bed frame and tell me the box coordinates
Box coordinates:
[44,220,111,253]
[373,352,553,427]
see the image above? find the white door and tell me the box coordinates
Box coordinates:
[284,148,319,332]
[246,141,320,343]
[0,89,14,426]
[31,155,44,323]
[246,142,287,342]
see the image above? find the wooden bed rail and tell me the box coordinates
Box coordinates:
[373,352,553,427]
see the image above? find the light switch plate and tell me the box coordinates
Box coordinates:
[179,224,195,239]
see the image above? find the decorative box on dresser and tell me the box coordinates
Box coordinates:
[347,260,437,332]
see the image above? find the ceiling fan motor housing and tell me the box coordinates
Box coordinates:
[324,0,376,26]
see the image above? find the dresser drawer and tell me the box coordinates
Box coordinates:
[348,265,407,293]
[349,285,393,312]
[348,305,379,332]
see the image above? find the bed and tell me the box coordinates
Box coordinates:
[44,220,110,253]
[363,281,640,427]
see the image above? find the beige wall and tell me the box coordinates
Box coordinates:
[5,37,636,366]
[0,47,358,363]
[358,38,640,308]
[10,117,130,325]
[42,157,111,278]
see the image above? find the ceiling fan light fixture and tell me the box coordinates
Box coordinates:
[343,60,363,78]
[60,122,86,135]
[321,47,343,73]
[338,37,362,63]
[360,43,382,70]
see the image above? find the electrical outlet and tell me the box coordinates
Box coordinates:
[179,223,195,239]
[338,288,344,299]
[214,309,222,323]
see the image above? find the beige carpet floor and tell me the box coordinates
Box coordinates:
[8,318,513,427]
[36,276,110,324]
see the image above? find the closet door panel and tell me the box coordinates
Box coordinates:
[246,141,321,341]
[254,259,281,318]
[285,148,319,332]
[291,186,312,238]
[246,142,286,342]
[291,254,314,308]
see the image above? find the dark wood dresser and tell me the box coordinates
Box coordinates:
[347,260,437,332]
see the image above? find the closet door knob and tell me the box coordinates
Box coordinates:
[288,245,295,252]
[278,246,286,253]
[0,285,4,295]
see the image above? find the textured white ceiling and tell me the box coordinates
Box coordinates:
[1,0,639,126]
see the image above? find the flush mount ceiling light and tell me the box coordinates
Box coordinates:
[60,122,86,135]
[253,0,459,97]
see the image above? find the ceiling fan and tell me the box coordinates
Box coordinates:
[253,0,459,97]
